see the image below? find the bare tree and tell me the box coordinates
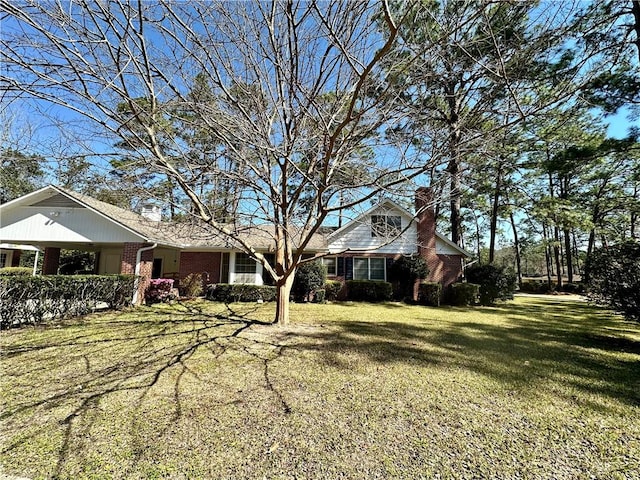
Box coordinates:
[2,0,440,324]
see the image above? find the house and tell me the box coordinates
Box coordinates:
[0,185,471,303]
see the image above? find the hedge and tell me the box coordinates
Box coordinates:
[0,267,33,276]
[345,280,393,302]
[446,283,479,306]
[418,281,442,306]
[206,284,277,303]
[0,274,136,328]
[324,280,343,301]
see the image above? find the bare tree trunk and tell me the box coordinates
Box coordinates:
[554,225,563,290]
[489,164,502,263]
[563,228,573,283]
[509,210,522,288]
[275,274,294,326]
[542,223,553,289]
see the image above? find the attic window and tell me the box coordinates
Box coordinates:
[371,215,401,238]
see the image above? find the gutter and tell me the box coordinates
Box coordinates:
[132,242,157,305]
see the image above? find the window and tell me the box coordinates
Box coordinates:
[0,253,7,268]
[235,252,257,274]
[371,215,401,238]
[322,257,337,276]
[353,257,386,281]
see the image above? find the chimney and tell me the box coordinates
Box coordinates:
[415,187,437,270]
[140,203,162,222]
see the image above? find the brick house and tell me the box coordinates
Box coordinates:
[0,185,471,303]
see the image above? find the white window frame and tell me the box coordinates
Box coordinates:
[353,257,386,281]
[322,256,337,276]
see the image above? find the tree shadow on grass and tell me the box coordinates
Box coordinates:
[290,299,640,408]
[0,302,290,478]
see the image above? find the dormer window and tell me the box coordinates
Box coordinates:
[371,214,401,238]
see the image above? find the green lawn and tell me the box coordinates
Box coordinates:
[1,296,639,479]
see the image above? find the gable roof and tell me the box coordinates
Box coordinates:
[327,198,471,257]
[328,199,415,239]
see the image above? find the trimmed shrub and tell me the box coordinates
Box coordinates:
[585,241,640,322]
[206,283,277,303]
[324,280,343,301]
[313,289,326,303]
[180,273,204,298]
[0,267,32,276]
[346,280,392,302]
[0,274,136,328]
[144,278,175,304]
[466,264,517,306]
[418,281,442,306]
[292,261,326,302]
[446,283,479,306]
[388,256,428,300]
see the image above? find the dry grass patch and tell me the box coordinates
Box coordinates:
[1,297,639,479]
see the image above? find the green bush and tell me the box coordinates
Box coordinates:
[388,256,428,300]
[292,261,326,302]
[313,289,326,303]
[446,283,479,306]
[346,280,392,302]
[0,267,32,276]
[585,241,640,322]
[466,264,516,305]
[324,280,343,301]
[418,281,441,306]
[0,275,136,328]
[180,273,204,298]
[206,284,277,303]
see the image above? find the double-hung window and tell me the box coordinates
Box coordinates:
[353,257,386,281]
[322,256,337,276]
[371,215,401,238]
[234,252,257,283]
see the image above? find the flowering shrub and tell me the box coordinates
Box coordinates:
[145,278,175,304]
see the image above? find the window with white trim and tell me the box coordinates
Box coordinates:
[235,253,257,274]
[353,257,386,281]
[322,257,337,276]
[371,214,401,238]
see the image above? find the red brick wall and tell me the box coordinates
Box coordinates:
[42,247,61,275]
[179,252,222,285]
[426,254,463,287]
[121,243,155,304]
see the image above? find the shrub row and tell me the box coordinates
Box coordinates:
[0,267,33,276]
[0,274,136,328]
[418,282,442,306]
[206,284,277,303]
[446,283,480,306]
[345,280,393,302]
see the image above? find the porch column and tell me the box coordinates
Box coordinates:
[42,247,61,275]
[122,242,155,304]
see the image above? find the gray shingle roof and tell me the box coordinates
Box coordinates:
[55,186,328,251]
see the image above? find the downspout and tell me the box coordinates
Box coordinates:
[132,243,158,305]
[32,250,40,276]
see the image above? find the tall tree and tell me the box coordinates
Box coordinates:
[383,0,580,246]
[1,0,438,325]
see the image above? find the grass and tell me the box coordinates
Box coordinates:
[1,296,639,479]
